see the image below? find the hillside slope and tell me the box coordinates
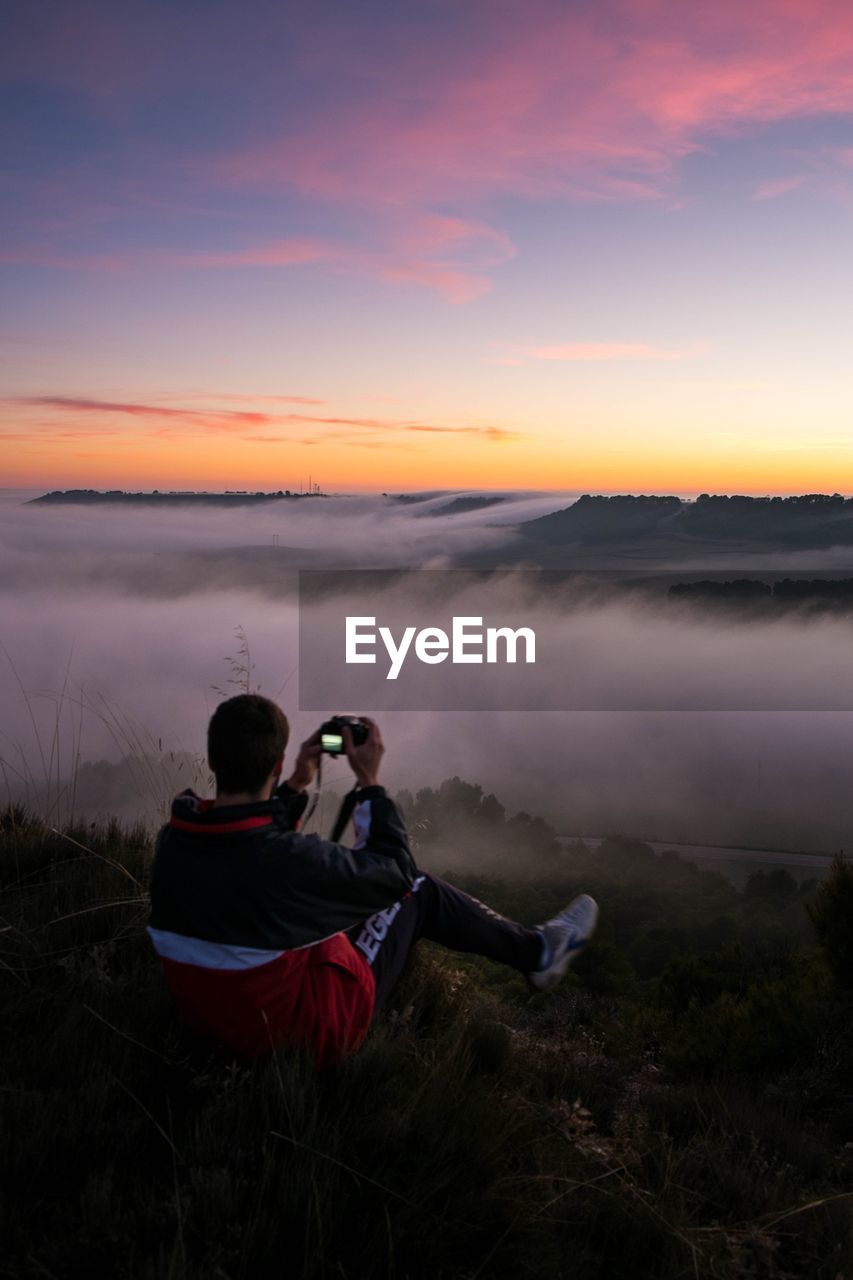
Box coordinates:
[2,807,852,1279]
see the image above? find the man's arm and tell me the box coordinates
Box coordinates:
[280,719,416,922]
[272,780,311,831]
[273,785,418,932]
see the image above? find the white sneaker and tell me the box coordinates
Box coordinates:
[528,894,599,991]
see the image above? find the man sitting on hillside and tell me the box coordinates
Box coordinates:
[147,694,599,1069]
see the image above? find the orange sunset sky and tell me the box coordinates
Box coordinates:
[3,0,853,494]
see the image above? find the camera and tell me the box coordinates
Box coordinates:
[319,715,369,755]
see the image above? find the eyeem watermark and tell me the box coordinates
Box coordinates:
[298,568,853,711]
[345,615,536,680]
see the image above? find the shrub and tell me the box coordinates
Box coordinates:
[809,852,853,989]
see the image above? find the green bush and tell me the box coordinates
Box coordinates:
[809,852,853,989]
[3,805,853,1278]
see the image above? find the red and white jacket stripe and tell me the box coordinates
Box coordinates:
[147,784,417,1068]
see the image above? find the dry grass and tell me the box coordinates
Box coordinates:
[2,810,852,1278]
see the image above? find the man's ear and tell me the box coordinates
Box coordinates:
[273,753,284,779]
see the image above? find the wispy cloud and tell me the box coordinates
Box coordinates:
[9,1,853,303]
[0,239,332,276]
[752,175,809,201]
[0,223,508,304]
[4,395,521,446]
[212,3,853,217]
[406,424,521,441]
[15,396,278,432]
[241,435,320,446]
[180,392,325,407]
[492,340,708,365]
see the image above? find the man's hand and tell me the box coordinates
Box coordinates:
[286,728,323,792]
[343,716,384,789]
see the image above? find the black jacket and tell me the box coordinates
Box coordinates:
[148,783,418,951]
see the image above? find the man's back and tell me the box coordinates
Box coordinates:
[148,784,416,1066]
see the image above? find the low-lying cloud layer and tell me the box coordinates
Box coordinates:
[4,489,853,853]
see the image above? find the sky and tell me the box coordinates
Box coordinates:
[3,0,853,493]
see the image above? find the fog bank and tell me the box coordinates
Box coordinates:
[3,490,853,852]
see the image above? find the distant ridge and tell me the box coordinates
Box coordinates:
[521,492,853,548]
[28,489,327,507]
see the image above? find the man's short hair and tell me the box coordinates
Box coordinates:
[207,694,290,795]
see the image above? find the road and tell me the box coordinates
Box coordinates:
[556,835,834,874]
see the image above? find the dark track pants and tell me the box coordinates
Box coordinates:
[347,873,543,1013]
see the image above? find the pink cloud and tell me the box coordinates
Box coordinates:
[214,1,853,213]
[378,213,516,303]
[516,341,708,363]
[379,262,492,305]
[183,392,325,407]
[11,2,853,303]
[0,227,501,304]
[162,1,853,299]
[189,1,853,300]
[395,215,514,262]
[16,397,276,431]
[177,239,330,269]
[241,436,320,446]
[752,174,809,200]
[0,239,331,274]
[405,424,520,441]
[4,396,521,444]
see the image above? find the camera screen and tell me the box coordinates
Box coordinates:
[321,732,344,753]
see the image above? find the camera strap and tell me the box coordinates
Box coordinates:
[296,753,322,828]
[330,787,362,842]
